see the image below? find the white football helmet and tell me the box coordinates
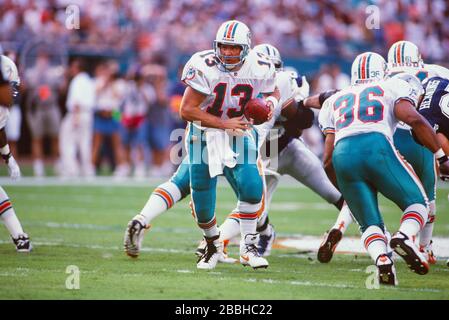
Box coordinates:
[351,52,386,85]
[213,20,251,71]
[387,40,423,69]
[253,43,283,70]
[390,72,424,106]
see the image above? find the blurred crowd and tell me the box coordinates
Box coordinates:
[2,0,449,60]
[1,0,449,177]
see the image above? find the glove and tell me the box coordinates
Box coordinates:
[294,76,310,102]
[3,153,21,180]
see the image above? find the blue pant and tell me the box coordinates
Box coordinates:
[333,132,427,232]
[393,128,436,202]
[187,124,263,224]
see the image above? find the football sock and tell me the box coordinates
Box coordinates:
[139,181,182,225]
[0,188,23,239]
[198,217,219,238]
[219,216,240,242]
[419,200,435,248]
[257,215,272,236]
[331,202,353,233]
[361,225,387,262]
[399,203,428,239]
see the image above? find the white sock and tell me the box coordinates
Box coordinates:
[256,212,272,236]
[0,187,24,238]
[138,181,182,225]
[419,201,435,248]
[332,202,353,233]
[361,225,387,263]
[240,216,257,242]
[399,203,428,239]
[198,217,219,238]
[219,216,240,242]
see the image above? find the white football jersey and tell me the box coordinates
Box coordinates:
[0,55,20,129]
[181,49,276,127]
[255,70,297,143]
[319,78,417,144]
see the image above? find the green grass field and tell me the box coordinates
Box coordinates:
[0,179,448,300]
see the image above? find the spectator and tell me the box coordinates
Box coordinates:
[59,58,95,177]
[92,60,128,177]
[24,51,63,177]
[120,69,155,178]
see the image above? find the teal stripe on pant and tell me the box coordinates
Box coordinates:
[393,128,436,201]
[333,132,427,232]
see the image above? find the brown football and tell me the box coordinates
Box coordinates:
[244,98,270,125]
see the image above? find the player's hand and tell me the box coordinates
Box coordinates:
[294,76,310,102]
[7,155,21,180]
[221,116,251,130]
[265,101,274,121]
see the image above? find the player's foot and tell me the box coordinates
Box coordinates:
[195,239,237,264]
[123,215,150,258]
[12,233,32,252]
[197,235,222,270]
[419,240,437,265]
[317,228,342,263]
[240,234,269,269]
[376,254,397,286]
[390,231,429,275]
[257,224,276,257]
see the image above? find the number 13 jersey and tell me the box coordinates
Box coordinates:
[181,49,276,123]
[319,78,418,144]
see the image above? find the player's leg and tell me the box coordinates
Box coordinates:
[394,128,437,264]
[189,125,222,269]
[333,135,396,285]
[0,187,31,252]
[226,135,267,269]
[279,139,353,262]
[124,157,190,258]
[371,138,430,275]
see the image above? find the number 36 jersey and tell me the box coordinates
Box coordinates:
[181,49,276,121]
[319,77,418,144]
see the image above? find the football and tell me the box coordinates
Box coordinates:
[244,98,271,125]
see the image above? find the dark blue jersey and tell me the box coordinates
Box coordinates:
[419,77,449,139]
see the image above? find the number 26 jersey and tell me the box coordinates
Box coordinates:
[319,78,418,144]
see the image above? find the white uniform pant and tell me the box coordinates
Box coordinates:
[59,112,94,177]
[263,138,341,215]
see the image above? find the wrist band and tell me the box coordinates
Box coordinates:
[266,96,279,110]
[0,144,10,156]
[435,148,446,159]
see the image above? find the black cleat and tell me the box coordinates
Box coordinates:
[317,229,342,263]
[390,232,429,275]
[376,254,397,286]
[12,233,32,252]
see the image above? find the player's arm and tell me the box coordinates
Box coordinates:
[0,82,13,107]
[394,99,449,175]
[180,86,250,130]
[322,132,339,188]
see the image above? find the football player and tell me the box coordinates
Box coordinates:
[319,52,449,285]
[127,20,280,270]
[320,41,449,264]
[215,44,353,259]
[0,53,32,252]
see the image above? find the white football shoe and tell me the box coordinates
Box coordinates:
[240,234,269,269]
[197,235,223,270]
[123,214,150,258]
[419,240,437,265]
